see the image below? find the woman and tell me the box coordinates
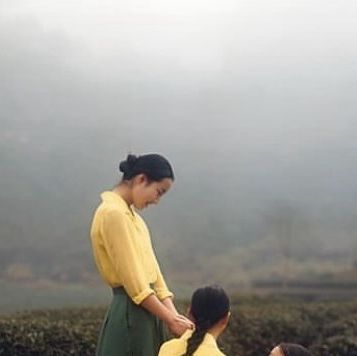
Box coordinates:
[269,343,311,356]
[158,285,231,356]
[90,153,193,356]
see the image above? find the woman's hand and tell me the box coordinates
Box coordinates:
[140,294,194,336]
[167,313,194,337]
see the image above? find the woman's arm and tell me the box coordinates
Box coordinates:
[101,210,156,304]
[141,294,193,336]
[101,210,192,334]
[162,296,178,315]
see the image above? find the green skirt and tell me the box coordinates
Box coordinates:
[96,287,168,356]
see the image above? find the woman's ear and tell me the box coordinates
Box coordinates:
[133,173,148,185]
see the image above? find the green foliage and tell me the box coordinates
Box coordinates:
[0,308,103,356]
[0,299,357,355]
[219,299,357,356]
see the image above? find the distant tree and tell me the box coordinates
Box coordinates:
[5,263,34,281]
[265,203,310,288]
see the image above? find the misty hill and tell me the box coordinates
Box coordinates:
[1,13,357,294]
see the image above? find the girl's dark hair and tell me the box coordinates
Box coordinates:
[184,285,230,356]
[279,343,311,356]
[119,153,174,182]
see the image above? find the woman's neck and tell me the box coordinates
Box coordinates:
[113,183,133,207]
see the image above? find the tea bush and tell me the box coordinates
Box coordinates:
[1,298,357,355]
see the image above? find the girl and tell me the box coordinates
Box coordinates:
[269,343,311,356]
[158,285,231,356]
[90,153,193,356]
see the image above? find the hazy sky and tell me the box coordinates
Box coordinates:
[1,0,357,212]
[2,0,356,67]
[2,0,356,123]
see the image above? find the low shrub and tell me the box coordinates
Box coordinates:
[1,298,357,355]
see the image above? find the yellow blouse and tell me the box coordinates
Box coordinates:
[90,191,173,304]
[158,330,225,356]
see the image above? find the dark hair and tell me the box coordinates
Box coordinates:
[184,285,230,356]
[279,343,311,356]
[119,153,174,182]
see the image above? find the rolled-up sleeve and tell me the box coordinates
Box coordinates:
[101,209,154,304]
[153,257,174,301]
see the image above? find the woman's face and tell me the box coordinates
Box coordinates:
[132,176,173,209]
[269,346,284,356]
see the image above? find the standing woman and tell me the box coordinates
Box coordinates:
[90,153,193,356]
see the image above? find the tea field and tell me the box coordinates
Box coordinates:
[1,297,357,355]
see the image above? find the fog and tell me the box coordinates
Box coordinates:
[1,0,357,306]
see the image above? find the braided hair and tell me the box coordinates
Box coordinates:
[184,286,230,356]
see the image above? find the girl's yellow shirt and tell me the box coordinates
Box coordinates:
[90,191,173,304]
[158,330,226,356]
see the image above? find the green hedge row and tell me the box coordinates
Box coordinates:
[1,298,357,355]
[0,308,102,355]
[220,297,357,355]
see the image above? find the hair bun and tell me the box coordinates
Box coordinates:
[118,153,174,181]
[119,154,138,174]
[126,154,138,167]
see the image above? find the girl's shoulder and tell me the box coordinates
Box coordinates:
[158,338,185,356]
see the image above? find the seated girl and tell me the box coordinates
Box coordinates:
[270,343,311,356]
[158,285,230,356]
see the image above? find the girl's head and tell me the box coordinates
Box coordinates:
[270,343,311,356]
[185,285,230,356]
[118,153,174,209]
